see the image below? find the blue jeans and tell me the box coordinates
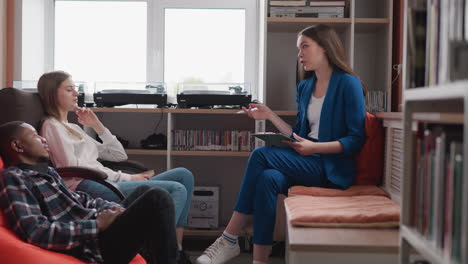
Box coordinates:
[233,146,328,245]
[76,167,194,227]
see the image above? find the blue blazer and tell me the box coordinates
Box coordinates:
[292,70,366,189]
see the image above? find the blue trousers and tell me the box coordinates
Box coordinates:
[233,146,328,245]
[76,167,194,227]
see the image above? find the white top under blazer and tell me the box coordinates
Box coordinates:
[307,94,325,140]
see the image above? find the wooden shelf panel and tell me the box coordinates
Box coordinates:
[400,225,450,264]
[412,112,464,124]
[91,107,165,113]
[92,108,242,114]
[286,216,399,252]
[267,17,351,32]
[125,149,252,157]
[355,18,390,24]
[92,107,297,116]
[355,18,390,32]
[375,112,403,121]
[404,81,468,101]
[171,151,251,157]
[168,109,241,114]
[126,149,167,155]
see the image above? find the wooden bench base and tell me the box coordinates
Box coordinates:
[285,204,399,264]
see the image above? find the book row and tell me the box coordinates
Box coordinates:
[410,123,464,263]
[171,130,255,152]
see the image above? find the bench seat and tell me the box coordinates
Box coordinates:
[285,201,399,264]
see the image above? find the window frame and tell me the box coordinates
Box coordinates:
[14,0,260,98]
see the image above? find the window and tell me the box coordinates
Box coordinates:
[164,8,245,84]
[15,0,259,99]
[54,0,147,83]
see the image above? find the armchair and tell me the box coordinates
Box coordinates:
[0,87,147,199]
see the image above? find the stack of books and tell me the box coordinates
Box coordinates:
[269,0,347,18]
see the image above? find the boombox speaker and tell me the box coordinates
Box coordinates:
[188,186,219,229]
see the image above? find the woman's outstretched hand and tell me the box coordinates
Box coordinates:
[75,107,105,134]
[241,103,273,121]
[283,133,318,156]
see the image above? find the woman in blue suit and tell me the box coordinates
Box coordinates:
[196,24,367,264]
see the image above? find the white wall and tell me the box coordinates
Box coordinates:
[0,0,6,87]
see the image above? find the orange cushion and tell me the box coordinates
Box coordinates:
[285,195,400,228]
[0,211,146,264]
[289,185,389,197]
[355,112,384,185]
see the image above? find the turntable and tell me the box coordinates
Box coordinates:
[93,82,167,107]
[176,83,251,108]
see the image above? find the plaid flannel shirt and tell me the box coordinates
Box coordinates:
[0,164,120,263]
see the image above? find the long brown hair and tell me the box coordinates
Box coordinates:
[298,24,367,96]
[37,71,82,139]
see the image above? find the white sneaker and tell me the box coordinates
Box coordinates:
[195,237,240,264]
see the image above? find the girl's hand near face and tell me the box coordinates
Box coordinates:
[283,133,319,156]
[75,107,106,135]
[241,103,273,121]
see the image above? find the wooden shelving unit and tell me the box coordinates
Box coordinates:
[264,0,393,113]
[400,83,468,264]
[267,17,351,32]
[399,1,468,262]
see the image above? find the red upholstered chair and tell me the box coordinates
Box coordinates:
[0,157,146,264]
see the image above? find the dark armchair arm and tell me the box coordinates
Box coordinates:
[56,166,108,180]
[55,166,125,200]
[100,160,148,174]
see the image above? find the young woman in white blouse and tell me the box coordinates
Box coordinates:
[38,71,193,263]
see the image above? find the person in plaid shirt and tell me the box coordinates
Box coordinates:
[0,121,178,264]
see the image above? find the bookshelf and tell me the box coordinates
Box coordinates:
[399,0,468,263]
[264,0,393,113]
